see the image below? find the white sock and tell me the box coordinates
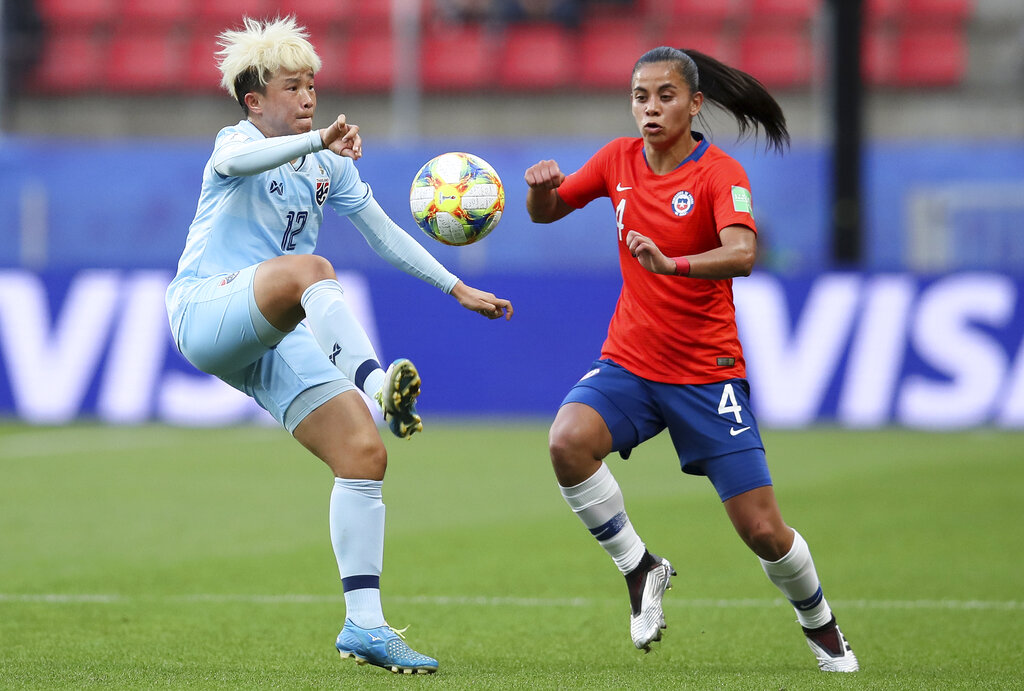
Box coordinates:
[760,529,833,628]
[559,463,646,574]
[300,279,385,396]
[330,477,387,628]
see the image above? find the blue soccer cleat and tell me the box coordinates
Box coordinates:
[336,620,438,674]
[375,358,423,439]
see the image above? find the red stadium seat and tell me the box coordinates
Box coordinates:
[196,0,274,26]
[420,25,491,92]
[28,31,107,93]
[861,29,896,86]
[277,0,349,33]
[307,31,347,91]
[186,26,227,93]
[351,0,394,25]
[738,28,814,88]
[121,0,197,27]
[36,0,119,27]
[341,34,395,91]
[868,0,972,24]
[650,21,736,62]
[497,24,574,90]
[640,0,739,25]
[578,18,649,89]
[748,0,820,24]
[107,29,186,91]
[902,0,972,23]
[894,27,966,86]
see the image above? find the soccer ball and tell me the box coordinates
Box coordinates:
[409,152,504,246]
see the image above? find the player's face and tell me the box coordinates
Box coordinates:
[631,62,703,151]
[246,68,317,138]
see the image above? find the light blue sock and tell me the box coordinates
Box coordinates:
[330,477,387,628]
[300,279,385,396]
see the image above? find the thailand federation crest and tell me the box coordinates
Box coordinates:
[315,177,330,206]
[671,190,695,216]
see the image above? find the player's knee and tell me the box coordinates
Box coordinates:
[294,254,336,287]
[740,520,788,561]
[549,424,598,478]
[329,435,387,480]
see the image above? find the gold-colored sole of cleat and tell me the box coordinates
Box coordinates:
[389,666,434,675]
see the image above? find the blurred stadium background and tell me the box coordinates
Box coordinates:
[3,4,1024,687]
[1,0,1023,428]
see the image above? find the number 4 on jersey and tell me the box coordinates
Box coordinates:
[718,382,744,424]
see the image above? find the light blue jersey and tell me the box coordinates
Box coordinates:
[165,119,458,430]
[166,120,372,339]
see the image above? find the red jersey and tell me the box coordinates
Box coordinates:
[556,135,756,384]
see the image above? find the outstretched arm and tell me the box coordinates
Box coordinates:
[349,200,513,320]
[213,114,361,177]
[626,225,757,279]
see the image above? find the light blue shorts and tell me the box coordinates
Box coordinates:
[174,264,353,432]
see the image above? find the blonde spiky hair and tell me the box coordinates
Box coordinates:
[216,15,322,108]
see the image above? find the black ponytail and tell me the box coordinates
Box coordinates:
[633,46,790,153]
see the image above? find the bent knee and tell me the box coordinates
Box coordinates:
[549,423,607,486]
[330,436,388,480]
[740,521,790,561]
[293,254,336,288]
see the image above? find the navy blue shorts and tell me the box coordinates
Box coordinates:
[561,359,771,502]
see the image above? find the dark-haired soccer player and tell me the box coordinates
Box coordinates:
[525,46,857,673]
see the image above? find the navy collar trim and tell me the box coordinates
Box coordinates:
[643,131,709,170]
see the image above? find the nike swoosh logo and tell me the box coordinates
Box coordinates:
[730,426,751,436]
[368,634,382,641]
[616,183,632,192]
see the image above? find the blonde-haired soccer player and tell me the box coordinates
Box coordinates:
[166,16,513,675]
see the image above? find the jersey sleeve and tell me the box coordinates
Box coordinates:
[212,129,323,178]
[324,157,373,216]
[555,140,618,209]
[707,155,757,234]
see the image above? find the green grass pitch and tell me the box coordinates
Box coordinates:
[1,422,1022,689]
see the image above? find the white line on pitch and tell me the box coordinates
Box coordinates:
[0,594,1020,611]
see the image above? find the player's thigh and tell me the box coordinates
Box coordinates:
[176,265,287,376]
[660,378,772,501]
[556,359,665,457]
[293,390,386,480]
[221,322,354,430]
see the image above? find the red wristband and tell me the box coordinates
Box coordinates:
[673,256,691,276]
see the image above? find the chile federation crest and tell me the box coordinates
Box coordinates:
[671,190,695,217]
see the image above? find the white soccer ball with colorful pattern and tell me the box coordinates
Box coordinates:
[409,152,504,246]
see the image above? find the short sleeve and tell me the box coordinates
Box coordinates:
[556,140,618,209]
[708,156,757,234]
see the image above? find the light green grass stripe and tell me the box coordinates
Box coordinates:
[1,593,1020,610]
[0,426,277,459]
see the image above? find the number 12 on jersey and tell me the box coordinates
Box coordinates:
[281,211,308,251]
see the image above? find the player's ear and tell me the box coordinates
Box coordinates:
[690,91,704,117]
[244,91,262,114]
